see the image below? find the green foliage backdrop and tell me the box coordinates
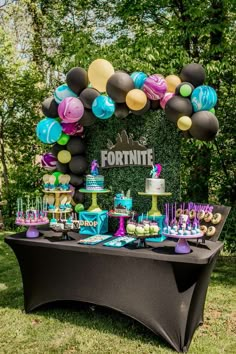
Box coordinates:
[85,110,181,214]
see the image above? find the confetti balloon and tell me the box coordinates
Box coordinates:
[92,96,115,119]
[41,153,57,171]
[58,97,84,123]
[36,118,62,144]
[130,71,147,89]
[143,74,167,100]
[54,84,77,104]
[88,59,114,92]
[160,92,175,109]
[191,85,217,112]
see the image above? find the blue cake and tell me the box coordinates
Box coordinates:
[85,175,104,190]
[114,192,133,215]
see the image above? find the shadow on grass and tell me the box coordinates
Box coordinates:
[1,235,235,351]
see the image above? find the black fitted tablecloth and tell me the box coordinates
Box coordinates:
[5,230,223,352]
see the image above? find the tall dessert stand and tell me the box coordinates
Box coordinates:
[43,190,72,219]
[79,188,110,212]
[138,192,172,216]
[108,212,130,237]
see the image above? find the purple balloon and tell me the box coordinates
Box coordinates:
[143,74,167,100]
[61,121,84,136]
[41,153,57,171]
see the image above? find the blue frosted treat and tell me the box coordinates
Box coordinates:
[54,84,78,104]
[191,85,217,112]
[85,175,104,190]
[131,71,148,89]
[114,193,133,215]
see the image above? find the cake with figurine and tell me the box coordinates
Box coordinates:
[113,190,133,215]
[85,160,105,190]
[145,163,165,193]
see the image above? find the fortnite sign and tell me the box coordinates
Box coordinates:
[101,130,154,168]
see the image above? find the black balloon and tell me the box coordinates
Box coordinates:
[106,72,134,103]
[180,63,206,87]
[175,82,194,97]
[115,103,130,119]
[51,143,65,157]
[79,88,100,109]
[69,155,88,175]
[56,161,70,173]
[42,97,58,118]
[69,173,84,187]
[150,99,160,110]
[131,99,150,116]
[189,111,219,141]
[66,67,88,95]
[165,96,193,123]
[73,190,85,204]
[79,109,97,126]
[66,136,86,156]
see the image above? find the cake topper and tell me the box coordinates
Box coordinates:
[91,159,99,176]
[150,164,162,179]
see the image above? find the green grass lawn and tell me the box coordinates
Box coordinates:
[0,232,235,354]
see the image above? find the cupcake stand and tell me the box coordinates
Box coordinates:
[43,190,72,219]
[79,188,110,212]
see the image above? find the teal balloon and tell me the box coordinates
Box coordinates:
[54,84,77,104]
[92,96,115,119]
[36,118,62,144]
[131,71,147,89]
[191,85,217,112]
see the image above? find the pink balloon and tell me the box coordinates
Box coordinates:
[143,74,167,100]
[160,92,175,109]
[58,97,84,123]
[41,153,57,171]
[61,121,84,136]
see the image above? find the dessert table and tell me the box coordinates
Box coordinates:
[5,230,223,353]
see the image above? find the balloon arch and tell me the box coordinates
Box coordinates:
[37,59,219,204]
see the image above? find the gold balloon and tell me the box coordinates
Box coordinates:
[177,116,192,131]
[126,89,147,111]
[57,150,71,164]
[88,59,114,92]
[165,75,181,93]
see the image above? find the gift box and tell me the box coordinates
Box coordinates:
[79,210,108,235]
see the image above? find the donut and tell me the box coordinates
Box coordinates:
[200,225,207,234]
[189,209,196,219]
[204,212,213,223]
[183,209,189,215]
[212,213,222,225]
[206,226,216,237]
[197,210,205,220]
[176,208,183,218]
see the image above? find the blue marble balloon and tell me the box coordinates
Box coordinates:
[191,85,217,112]
[36,118,62,144]
[131,71,148,89]
[92,96,115,119]
[54,84,77,104]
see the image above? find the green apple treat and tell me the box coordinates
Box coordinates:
[150,221,160,235]
[143,221,150,236]
[126,220,136,235]
[135,223,145,237]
